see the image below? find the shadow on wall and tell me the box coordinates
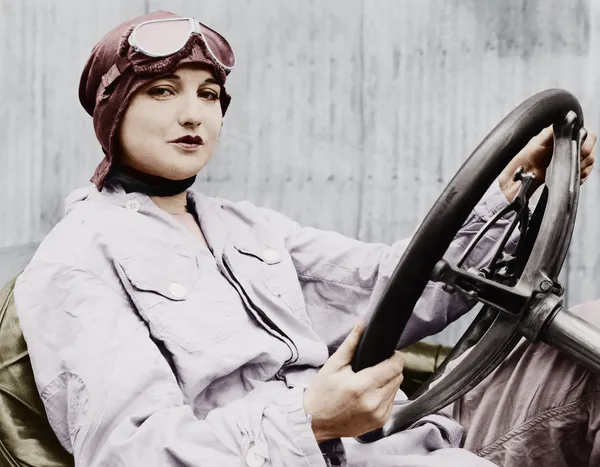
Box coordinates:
[456,0,590,58]
[0,243,39,286]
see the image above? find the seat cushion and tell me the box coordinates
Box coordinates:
[400,341,451,397]
[0,275,73,467]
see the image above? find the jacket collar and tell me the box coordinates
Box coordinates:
[66,183,233,263]
[186,190,230,263]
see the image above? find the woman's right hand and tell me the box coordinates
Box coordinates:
[303,322,404,443]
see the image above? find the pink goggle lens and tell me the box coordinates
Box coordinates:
[134,19,193,57]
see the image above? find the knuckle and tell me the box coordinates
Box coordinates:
[391,352,404,369]
[393,356,404,374]
[349,379,367,396]
[360,395,379,413]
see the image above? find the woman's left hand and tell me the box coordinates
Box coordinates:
[499,126,597,202]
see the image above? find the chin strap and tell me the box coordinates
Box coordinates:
[105,163,196,196]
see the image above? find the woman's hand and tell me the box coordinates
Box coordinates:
[303,322,404,443]
[499,126,596,202]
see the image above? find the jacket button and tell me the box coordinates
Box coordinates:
[245,445,266,467]
[263,249,279,263]
[125,200,140,212]
[169,282,187,299]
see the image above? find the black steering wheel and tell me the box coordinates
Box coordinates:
[351,89,600,442]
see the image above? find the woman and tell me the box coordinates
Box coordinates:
[14,10,598,467]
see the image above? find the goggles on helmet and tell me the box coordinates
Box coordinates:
[127,17,235,70]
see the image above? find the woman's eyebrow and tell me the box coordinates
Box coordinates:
[158,74,219,85]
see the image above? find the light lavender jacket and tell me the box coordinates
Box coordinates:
[14,182,511,467]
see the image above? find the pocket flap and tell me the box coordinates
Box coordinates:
[118,250,198,301]
[233,237,281,265]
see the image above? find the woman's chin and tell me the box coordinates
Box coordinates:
[164,168,201,181]
[163,151,211,179]
[154,158,206,180]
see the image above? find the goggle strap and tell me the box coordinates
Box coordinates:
[98,57,131,102]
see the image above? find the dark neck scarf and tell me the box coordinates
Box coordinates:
[105,163,196,197]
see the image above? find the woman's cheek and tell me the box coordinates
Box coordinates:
[208,121,222,144]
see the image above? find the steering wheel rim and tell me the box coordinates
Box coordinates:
[351,89,584,440]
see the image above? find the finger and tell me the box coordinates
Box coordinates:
[534,125,554,148]
[382,398,396,425]
[377,376,403,421]
[326,321,365,370]
[581,130,597,159]
[581,152,595,171]
[379,373,404,399]
[581,165,593,184]
[358,351,404,388]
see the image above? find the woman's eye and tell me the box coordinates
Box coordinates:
[148,87,174,98]
[199,89,220,101]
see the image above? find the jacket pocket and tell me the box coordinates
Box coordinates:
[232,240,305,316]
[117,249,239,353]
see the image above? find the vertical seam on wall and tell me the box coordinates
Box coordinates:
[355,0,366,239]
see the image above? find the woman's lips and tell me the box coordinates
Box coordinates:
[170,142,202,151]
[168,135,204,151]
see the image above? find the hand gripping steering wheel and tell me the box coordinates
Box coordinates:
[351,89,600,442]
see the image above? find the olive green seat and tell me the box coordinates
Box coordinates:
[0,273,450,466]
[0,277,74,467]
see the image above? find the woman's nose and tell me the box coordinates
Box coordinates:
[177,95,204,128]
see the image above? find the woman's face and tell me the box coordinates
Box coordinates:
[118,63,223,180]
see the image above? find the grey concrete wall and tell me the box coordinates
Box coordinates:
[1,0,599,345]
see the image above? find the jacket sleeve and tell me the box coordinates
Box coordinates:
[14,262,326,467]
[261,182,516,350]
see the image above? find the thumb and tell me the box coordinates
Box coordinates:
[326,321,365,370]
[533,125,554,149]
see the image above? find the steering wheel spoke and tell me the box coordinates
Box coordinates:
[432,260,530,316]
[386,313,523,435]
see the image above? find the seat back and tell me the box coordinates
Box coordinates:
[0,276,73,466]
